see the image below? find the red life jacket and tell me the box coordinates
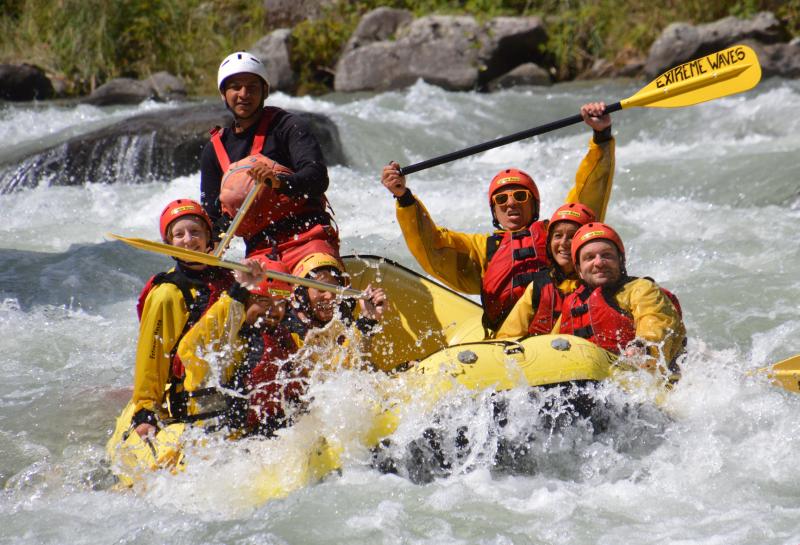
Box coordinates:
[210,107,329,242]
[527,270,565,336]
[559,282,637,354]
[136,268,233,378]
[481,221,549,330]
[560,278,684,357]
[245,326,302,432]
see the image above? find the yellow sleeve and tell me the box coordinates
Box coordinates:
[177,293,247,392]
[395,195,488,294]
[617,278,686,364]
[563,135,615,221]
[495,283,534,339]
[496,277,580,338]
[132,284,188,416]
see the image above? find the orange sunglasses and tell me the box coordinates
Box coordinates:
[491,189,531,206]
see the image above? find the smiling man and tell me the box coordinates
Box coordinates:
[380,102,615,335]
[557,222,686,378]
[200,51,338,271]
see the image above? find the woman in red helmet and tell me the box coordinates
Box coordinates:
[381,102,615,334]
[555,222,686,376]
[176,255,304,435]
[128,199,234,440]
[199,51,338,273]
[495,202,597,338]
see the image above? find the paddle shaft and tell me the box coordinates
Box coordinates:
[398,102,622,176]
[213,179,262,258]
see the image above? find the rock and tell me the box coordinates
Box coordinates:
[334,42,418,92]
[645,11,789,77]
[577,58,615,80]
[83,73,187,105]
[341,7,413,55]
[741,39,800,78]
[615,59,645,78]
[251,28,297,93]
[262,0,335,27]
[83,78,154,106]
[487,62,551,90]
[0,64,54,101]
[334,14,548,93]
[147,71,187,101]
[49,75,70,98]
[0,103,346,193]
[477,17,548,85]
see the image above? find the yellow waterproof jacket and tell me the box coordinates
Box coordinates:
[132,282,193,417]
[495,276,580,339]
[554,278,686,366]
[177,293,247,393]
[395,135,615,295]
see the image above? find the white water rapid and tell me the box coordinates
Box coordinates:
[1,78,799,544]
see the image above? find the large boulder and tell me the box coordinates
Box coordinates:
[334,14,547,92]
[341,7,413,55]
[477,17,548,84]
[0,64,54,101]
[147,71,187,101]
[251,28,297,93]
[0,103,346,193]
[262,0,335,27]
[83,78,154,106]
[83,73,188,105]
[645,11,789,77]
[486,62,551,90]
[742,38,800,78]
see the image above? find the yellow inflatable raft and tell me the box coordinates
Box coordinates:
[106,255,620,497]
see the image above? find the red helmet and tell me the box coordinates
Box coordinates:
[548,203,596,232]
[159,199,212,242]
[570,222,625,265]
[249,256,293,298]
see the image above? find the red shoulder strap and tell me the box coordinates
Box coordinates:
[250,107,277,155]
[209,126,230,173]
[210,108,278,173]
[136,275,158,321]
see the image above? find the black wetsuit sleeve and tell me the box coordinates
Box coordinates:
[273,113,329,198]
[593,126,613,144]
[200,142,225,235]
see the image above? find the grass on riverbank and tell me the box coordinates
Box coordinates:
[0,0,797,96]
[0,0,265,95]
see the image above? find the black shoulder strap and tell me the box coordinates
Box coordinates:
[152,269,211,325]
[151,270,195,313]
[530,270,551,310]
[485,233,503,263]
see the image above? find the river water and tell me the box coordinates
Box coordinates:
[1,78,799,544]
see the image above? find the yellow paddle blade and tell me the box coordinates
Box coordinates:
[760,354,800,394]
[108,233,363,297]
[622,44,761,109]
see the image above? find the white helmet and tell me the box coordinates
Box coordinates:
[217,51,270,92]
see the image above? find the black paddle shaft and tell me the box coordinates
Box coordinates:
[398,102,623,176]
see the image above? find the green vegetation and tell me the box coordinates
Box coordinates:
[0,0,797,96]
[0,0,265,95]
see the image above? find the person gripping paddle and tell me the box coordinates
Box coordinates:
[381,102,614,336]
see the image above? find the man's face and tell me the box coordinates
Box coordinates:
[307,269,342,323]
[491,185,536,231]
[246,295,287,327]
[577,240,623,288]
[223,73,265,119]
